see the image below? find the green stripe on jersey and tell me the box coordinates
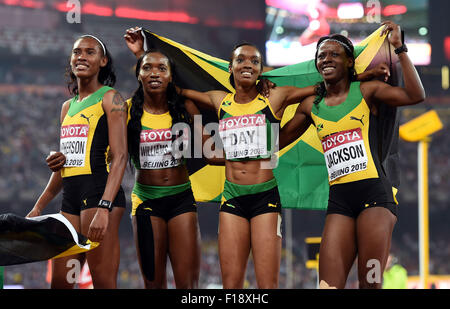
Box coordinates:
[312,82,363,123]
[68,86,113,117]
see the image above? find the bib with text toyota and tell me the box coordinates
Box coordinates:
[219,114,267,160]
[60,124,89,167]
[139,128,185,169]
[322,128,367,181]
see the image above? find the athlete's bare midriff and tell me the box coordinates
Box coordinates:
[225,159,275,185]
[136,165,190,186]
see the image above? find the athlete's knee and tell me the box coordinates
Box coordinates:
[358,257,384,289]
[175,264,200,288]
[222,273,245,289]
[51,277,75,289]
[88,259,119,288]
[175,276,198,289]
[91,275,117,289]
[358,270,383,289]
[359,280,382,289]
[257,280,278,289]
[144,277,167,289]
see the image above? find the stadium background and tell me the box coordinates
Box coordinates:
[0,0,448,288]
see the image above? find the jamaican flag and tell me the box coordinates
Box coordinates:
[0,213,98,266]
[142,26,399,210]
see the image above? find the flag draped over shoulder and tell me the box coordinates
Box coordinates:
[142,26,397,210]
[0,213,98,266]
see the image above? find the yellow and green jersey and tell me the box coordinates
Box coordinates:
[311,82,384,186]
[218,92,280,161]
[127,99,186,170]
[60,86,113,178]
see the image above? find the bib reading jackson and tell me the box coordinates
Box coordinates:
[322,128,367,181]
[60,124,89,167]
[219,114,267,160]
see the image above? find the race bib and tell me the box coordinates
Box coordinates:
[139,128,186,169]
[60,124,89,167]
[219,114,267,159]
[322,128,368,181]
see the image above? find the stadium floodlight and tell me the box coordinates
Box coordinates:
[337,3,364,20]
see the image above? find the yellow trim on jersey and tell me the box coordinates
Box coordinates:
[141,110,172,129]
[126,98,132,123]
[392,187,399,205]
[127,98,172,129]
[218,92,280,120]
[311,98,379,185]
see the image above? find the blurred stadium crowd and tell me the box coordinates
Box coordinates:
[0,2,448,288]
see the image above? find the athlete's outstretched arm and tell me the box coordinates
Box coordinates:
[86,90,128,243]
[179,88,226,111]
[272,63,391,110]
[185,99,225,165]
[363,21,426,106]
[279,98,314,149]
[277,62,390,149]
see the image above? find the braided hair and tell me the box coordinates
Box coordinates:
[65,36,116,96]
[313,34,357,105]
[127,49,191,165]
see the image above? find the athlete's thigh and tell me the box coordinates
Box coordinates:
[356,207,397,288]
[81,207,124,288]
[132,215,169,288]
[81,207,123,262]
[167,212,201,288]
[250,212,282,289]
[219,212,251,262]
[318,213,357,289]
[218,212,251,288]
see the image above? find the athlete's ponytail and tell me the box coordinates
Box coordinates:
[313,82,327,105]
